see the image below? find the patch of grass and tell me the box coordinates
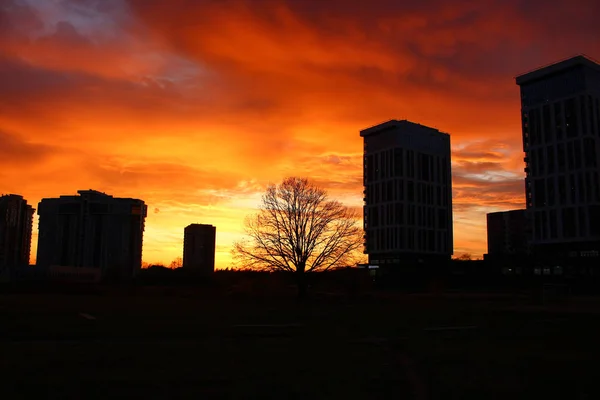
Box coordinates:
[2,291,600,399]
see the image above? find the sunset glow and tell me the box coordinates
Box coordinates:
[2,0,599,266]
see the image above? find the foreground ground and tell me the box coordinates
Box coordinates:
[1,288,600,399]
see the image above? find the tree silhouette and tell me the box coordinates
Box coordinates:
[169,257,183,269]
[233,177,363,298]
[455,253,472,261]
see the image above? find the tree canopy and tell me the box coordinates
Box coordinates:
[233,177,363,294]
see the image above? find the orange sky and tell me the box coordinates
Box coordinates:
[1,0,599,266]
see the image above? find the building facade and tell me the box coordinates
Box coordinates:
[183,224,216,274]
[360,120,453,272]
[516,55,600,273]
[0,194,34,273]
[486,209,530,257]
[36,190,147,281]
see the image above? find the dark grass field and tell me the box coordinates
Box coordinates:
[2,288,600,399]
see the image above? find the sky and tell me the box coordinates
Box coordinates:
[1,0,599,266]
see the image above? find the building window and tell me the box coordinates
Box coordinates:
[569,174,576,204]
[549,209,557,238]
[565,97,578,138]
[441,157,448,183]
[397,179,404,200]
[522,111,530,147]
[534,211,542,240]
[394,148,403,177]
[407,151,414,178]
[421,154,430,181]
[530,108,540,145]
[407,230,415,250]
[534,179,546,207]
[366,155,374,181]
[395,203,404,225]
[558,176,566,205]
[386,181,393,202]
[438,209,447,229]
[583,137,597,167]
[581,95,588,136]
[578,206,587,237]
[595,172,600,202]
[567,141,575,170]
[562,208,576,238]
[590,205,600,236]
[537,147,545,174]
[574,140,582,169]
[585,172,592,202]
[543,104,551,142]
[371,207,379,227]
[596,98,600,135]
[547,145,555,173]
[408,205,415,226]
[557,143,565,171]
[399,227,406,249]
[554,102,563,140]
[578,173,585,205]
[589,95,595,136]
[547,177,555,206]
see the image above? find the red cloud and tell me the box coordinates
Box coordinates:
[1,0,598,262]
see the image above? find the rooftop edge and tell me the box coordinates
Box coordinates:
[515,54,600,85]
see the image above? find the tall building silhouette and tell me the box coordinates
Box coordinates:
[36,190,147,281]
[360,120,453,272]
[183,224,216,274]
[516,55,600,272]
[0,194,34,272]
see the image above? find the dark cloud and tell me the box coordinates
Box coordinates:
[0,130,56,165]
[2,0,596,261]
[0,0,44,37]
[453,151,504,161]
[452,175,525,212]
[453,161,507,174]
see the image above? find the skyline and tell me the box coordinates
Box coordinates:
[2,0,599,266]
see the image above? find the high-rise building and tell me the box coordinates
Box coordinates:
[360,120,453,272]
[516,55,600,271]
[486,210,530,257]
[36,190,147,281]
[0,194,34,272]
[183,224,216,274]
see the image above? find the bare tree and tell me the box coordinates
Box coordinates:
[233,177,363,298]
[169,257,183,269]
[455,253,472,261]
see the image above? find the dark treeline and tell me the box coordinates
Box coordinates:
[4,261,600,298]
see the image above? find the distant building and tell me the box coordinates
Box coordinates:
[36,190,147,281]
[0,194,34,275]
[360,120,453,272]
[183,224,216,274]
[486,210,530,257]
[516,55,600,273]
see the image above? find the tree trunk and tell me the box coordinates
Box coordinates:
[296,263,308,300]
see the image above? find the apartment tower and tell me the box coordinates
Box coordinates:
[183,224,216,274]
[360,120,453,273]
[36,190,147,281]
[516,55,600,273]
[0,194,34,271]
